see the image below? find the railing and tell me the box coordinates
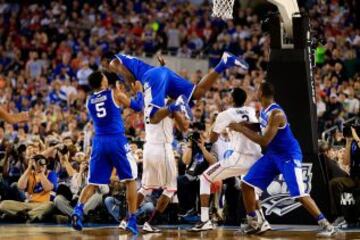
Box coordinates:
[321,116,359,142]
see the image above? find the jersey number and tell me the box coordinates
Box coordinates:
[242,114,249,122]
[95,102,107,118]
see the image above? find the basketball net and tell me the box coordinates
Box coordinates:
[212,0,235,19]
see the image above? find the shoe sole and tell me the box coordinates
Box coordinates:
[188,227,213,232]
[71,215,82,231]
[142,229,161,233]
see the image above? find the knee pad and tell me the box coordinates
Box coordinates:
[163,189,175,199]
[138,187,153,197]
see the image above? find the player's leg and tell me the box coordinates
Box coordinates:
[279,158,337,237]
[111,138,139,235]
[241,154,279,234]
[72,137,112,231]
[143,144,177,233]
[191,153,247,231]
[192,52,249,100]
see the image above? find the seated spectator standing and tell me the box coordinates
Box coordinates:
[329,126,360,226]
[0,155,57,222]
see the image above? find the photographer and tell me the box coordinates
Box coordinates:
[0,140,40,201]
[329,126,360,226]
[177,122,216,215]
[0,155,57,222]
[53,156,105,220]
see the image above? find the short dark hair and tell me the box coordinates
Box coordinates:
[88,71,103,90]
[260,82,275,98]
[231,88,247,107]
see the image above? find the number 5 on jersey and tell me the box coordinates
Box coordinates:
[96,102,107,118]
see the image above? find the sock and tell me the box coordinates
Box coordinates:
[316,213,325,222]
[76,203,84,210]
[214,61,226,73]
[201,207,209,222]
[248,211,256,218]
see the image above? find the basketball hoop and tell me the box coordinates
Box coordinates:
[211,0,235,20]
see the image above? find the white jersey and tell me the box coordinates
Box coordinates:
[144,116,174,143]
[212,106,262,155]
[211,136,233,162]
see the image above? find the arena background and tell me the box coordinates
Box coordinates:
[0,0,359,232]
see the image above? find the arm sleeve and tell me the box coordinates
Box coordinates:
[130,92,144,112]
[212,111,232,134]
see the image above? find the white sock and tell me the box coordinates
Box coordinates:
[201,207,209,222]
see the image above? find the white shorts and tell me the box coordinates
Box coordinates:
[141,142,177,191]
[202,152,261,183]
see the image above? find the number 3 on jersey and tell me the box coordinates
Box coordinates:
[96,102,107,118]
[242,114,249,122]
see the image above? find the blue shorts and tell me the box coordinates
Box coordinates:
[242,152,308,198]
[143,67,195,109]
[88,134,138,185]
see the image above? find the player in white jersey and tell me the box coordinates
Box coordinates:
[136,97,189,233]
[190,88,268,232]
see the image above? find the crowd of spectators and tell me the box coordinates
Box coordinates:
[0,0,359,225]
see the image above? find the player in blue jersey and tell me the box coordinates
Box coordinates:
[228,82,337,238]
[71,70,145,235]
[109,52,249,125]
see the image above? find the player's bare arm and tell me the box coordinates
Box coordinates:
[113,81,144,112]
[109,58,136,86]
[0,107,29,124]
[229,110,285,147]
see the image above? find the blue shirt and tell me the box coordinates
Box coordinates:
[87,89,125,135]
[260,103,302,159]
[114,53,154,84]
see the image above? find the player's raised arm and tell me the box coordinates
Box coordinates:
[229,110,285,147]
[109,58,136,86]
[113,81,144,112]
[0,107,29,124]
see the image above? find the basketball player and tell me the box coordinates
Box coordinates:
[189,88,269,232]
[71,71,144,235]
[229,82,337,237]
[109,52,249,124]
[137,96,190,233]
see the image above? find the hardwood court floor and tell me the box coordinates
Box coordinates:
[0,224,359,240]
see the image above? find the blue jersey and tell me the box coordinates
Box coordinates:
[259,103,302,159]
[114,53,154,84]
[87,89,125,135]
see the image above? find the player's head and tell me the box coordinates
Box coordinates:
[88,71,109,91]
[258,82,275,100]
[231,88,247,107]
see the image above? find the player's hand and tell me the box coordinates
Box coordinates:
[132,81,143,93]
[14,112,29,123]
[157,55,166,66]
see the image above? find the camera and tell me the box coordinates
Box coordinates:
[343,124,360,138]
[188,131,201,143]
[48,139,69,155]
